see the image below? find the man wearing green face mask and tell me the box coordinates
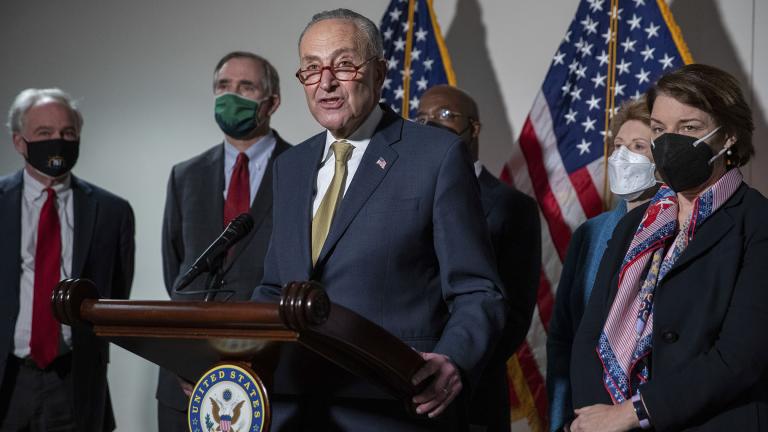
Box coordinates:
[156,51,292,431]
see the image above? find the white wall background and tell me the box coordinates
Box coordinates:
[0,1,765,430]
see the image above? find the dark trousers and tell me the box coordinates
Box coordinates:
[0,354,77,432]
[468,364,511,432]
[157,401,189,432]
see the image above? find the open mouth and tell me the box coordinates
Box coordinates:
[318,97,344,109]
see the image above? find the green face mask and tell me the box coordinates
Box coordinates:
[214,92,267,139]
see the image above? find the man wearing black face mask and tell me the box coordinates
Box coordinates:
[416,85,541,432]
[156,51,292,431]
[0,88,135,431]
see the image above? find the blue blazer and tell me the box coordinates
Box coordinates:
[0,170,134,432]
[547,202,626,432]
[254,108,508,400]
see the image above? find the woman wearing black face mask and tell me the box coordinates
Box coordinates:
[568,63,768,432]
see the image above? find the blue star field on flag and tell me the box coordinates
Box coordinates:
[379,0,455,118]
[544,0,689,174]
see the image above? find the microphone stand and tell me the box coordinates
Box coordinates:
[173,213,254,300]
[202,254,226,302]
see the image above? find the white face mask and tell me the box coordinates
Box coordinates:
[607,146,657,201]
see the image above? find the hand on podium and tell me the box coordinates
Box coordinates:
[176,375,194,397]
[410,352,463,418]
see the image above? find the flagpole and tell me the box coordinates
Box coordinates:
[426,0,457,86]
[601,0,620,210]
[401,0,417,116]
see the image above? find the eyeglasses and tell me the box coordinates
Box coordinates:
[413,108,471,125]
[295,56,378,85]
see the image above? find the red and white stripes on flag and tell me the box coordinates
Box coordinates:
[499,0,692,429]
[499,91,605,432]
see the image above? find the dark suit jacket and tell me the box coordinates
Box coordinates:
[469,168,540,430]
[253,108,507,425]
[571,183,768,432]
[0,170,135,432]
[156,131,290,410]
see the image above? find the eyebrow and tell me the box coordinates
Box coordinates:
[216,78,256,86]
[32,125,76,133]
[650,117,705,124]
[301,48,358,63]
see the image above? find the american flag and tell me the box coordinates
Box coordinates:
[379,0,455,117]
[499,0,691,430]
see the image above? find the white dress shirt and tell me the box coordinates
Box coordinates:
[223,131,277,204]
[312,105,384,217]
[474,160,483,178]
[14,169,74,358]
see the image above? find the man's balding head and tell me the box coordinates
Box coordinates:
[416,85,481,160]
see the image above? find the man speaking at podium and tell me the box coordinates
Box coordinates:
[252,9,508,431]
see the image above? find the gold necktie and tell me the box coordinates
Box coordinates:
[312,140,354,265]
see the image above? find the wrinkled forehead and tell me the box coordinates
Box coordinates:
[300,19,366,62]
[23,100,78,128]
[216,57,263,82]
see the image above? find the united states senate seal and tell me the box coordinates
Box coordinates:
[188,364,269,432]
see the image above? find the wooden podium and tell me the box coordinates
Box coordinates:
[51,278,426,431]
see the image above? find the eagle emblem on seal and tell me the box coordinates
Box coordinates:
[210,389,245,432]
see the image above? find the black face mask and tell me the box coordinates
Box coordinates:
[651,128,723,193]
[24,138,80,178]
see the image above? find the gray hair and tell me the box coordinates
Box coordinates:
[213,51,281,97]
[299,9,384,59]
[7,88,83,135]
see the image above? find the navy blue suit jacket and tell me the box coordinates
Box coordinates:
[253,108,507,401]
[0,170,134,432]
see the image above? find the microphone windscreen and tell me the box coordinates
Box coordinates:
[230,213,255,236]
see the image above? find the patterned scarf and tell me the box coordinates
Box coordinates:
[597,169,743,403]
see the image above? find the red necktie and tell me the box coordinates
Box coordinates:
[224,152,250,226]
[30,188,61,368]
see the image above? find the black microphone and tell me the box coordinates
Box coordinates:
[176,213,254,291]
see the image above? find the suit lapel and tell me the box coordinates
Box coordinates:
[204,145,226,231]
[290,135,325,277]
[71,176,98,277]
[315,113,401,267]
[602,203,648,307]
[664,187,743,279]
[226,137,290,266]
[0,172,23,311]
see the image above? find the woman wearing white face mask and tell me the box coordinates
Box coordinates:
[606,123,659,206]
[570,64,767,432]
[548,98,658,432]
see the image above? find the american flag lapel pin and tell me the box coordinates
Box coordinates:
[376,157,387,170]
